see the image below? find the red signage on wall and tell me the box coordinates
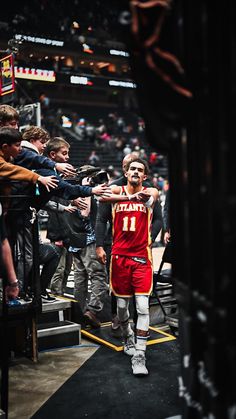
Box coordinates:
[0,54,15,96]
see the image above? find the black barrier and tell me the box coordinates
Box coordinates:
[117,1,236,417]
[0,180,41,417]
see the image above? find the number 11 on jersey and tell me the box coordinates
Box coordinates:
[122,216,136,231]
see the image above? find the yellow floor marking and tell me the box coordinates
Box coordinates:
[81,329,123,351]
[81,323,176,351]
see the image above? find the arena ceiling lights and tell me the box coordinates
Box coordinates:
[15,34,64,47]
[109,49,129,57]
[108,80,136,88]
[70,75,93,86]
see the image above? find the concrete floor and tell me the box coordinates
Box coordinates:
[5,245,172,419]
[8,339,99,419]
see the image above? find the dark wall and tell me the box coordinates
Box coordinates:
[117,0,236,417]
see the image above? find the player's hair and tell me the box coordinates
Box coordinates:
[125,157,150,176]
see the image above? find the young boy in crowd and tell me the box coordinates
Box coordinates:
[0,105,75,178]
[0,127,59,297]
[15,125,76,177]
[0,104,19,130]
[0,127,58,211]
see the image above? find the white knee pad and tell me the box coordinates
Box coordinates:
[135,295,149,316]
[117,297,130,322]
[135,295,149,332]
[116,297,133,337]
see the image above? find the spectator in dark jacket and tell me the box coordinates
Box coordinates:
[40,138,111,298]
[67,166,109,328]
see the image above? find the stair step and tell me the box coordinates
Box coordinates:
[155,284,173,291]
[150,295,177,304]
[149,302,177,325]
[40,297,75,326]
[37,320,81,351]
[38,310,63,324]
[37,320,79,336]
[165,313,179,329]
[41,298,71,313]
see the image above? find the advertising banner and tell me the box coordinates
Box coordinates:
[0,53,15,96]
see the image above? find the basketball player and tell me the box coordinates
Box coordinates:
[96,158,159,376]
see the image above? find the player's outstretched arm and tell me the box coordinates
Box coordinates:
[98,185,130,202]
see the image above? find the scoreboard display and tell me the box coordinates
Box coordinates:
[0,53,15,96]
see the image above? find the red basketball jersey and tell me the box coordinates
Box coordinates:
[111,186,153,259]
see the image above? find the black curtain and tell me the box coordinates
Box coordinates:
[115,0,236,417]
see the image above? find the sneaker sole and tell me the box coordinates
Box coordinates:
[132,369,149,376]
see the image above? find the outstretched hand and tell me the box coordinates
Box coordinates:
[92,183,112,197]
[71,197,88,211]
[56,163,76,176]
[38,175,59,191]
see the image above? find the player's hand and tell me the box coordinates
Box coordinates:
[134,191,152,202]
[38,176,59,191]
[55,163,76,176]
[128,193,139,201]
[96,246,107,264]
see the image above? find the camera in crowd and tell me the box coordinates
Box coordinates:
[87,170,109,186]
[66,165,109,186]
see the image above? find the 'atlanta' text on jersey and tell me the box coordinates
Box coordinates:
[115,202,147,213]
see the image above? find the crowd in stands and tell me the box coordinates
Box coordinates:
[58,108,169,201]
[16,99,169,207]
[2,0,124,44]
